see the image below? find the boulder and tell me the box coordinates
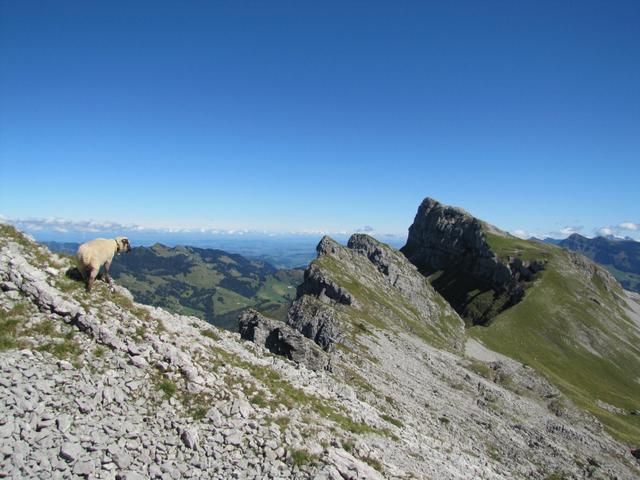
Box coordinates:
[238,310,331,371]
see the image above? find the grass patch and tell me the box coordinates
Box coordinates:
[133,325,147,341]
[380,414,404,428]
[200,328,220,341]
[466,359,495,380]
[30,319,55,336]
[0,303,30,350]
[485,442,500,462]
[342,440,355,452]
[274,416,290,430]
[210,346,391,438]
[289,449,319,467]
[362,456,383,472]
[36,334,82,364]
[156,378,177,398]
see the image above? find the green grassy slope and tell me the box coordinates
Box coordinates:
[109,244,302,331]
[555,234,640,293]
[472,234,640,444]
[309,238,464,353]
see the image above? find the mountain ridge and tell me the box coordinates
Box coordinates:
[2,214,640,478]
[398,198,640,444]
[544,233,640,292]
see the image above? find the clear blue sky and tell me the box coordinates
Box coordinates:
[1,1,639,239]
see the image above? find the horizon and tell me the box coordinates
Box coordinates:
[1,2,639,240]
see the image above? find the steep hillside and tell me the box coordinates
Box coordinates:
[244,232,640,478]
[287,234,465,353]
[47,242,302,331]
[553,234,640,292]
[402,198,640,445]
[0,225,395,479]
[2,224,639,478]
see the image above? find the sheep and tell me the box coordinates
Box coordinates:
[76,236,131,292]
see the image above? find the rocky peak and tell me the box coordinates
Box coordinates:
[286,233,465,353]
[401,197,544,325]
[316,235,343,257]
[402,197,498,280]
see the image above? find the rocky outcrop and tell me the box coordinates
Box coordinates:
[238,309,331,371]
[284,233,465,353]
[296,264,357,307]
[286,295,340,351]
[401,197,544,324]
[402,197,516,286]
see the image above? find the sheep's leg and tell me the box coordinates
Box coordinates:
[103,261,112,285]
[86,266,97,292]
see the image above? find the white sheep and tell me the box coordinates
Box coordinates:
[76,236,131,291]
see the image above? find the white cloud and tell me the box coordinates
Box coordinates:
[2,215,401,238]
[559,226,582,236]
[618,221,638,231]
[597,227,614,236]
[511,229,528,239]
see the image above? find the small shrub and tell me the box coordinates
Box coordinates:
[274,416,290,430]
[157,379,177,398]
[133,325,147,341]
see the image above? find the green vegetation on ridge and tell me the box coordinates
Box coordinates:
[313,245,464,353]
[471,235,640,444]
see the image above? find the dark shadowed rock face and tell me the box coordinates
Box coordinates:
[401,198,506,285]
[401,198,543,325]
[238,310,331,371]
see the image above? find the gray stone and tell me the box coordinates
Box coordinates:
[180,429,198,450]
[238,310,331,372]
[113,450,133,469]
[225,433,242,446]
[56,414,72,432]
[59,442,83,462]
[72,458,95,476]
[117,471,147,480]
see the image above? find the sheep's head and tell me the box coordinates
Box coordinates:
[115,236,132,253]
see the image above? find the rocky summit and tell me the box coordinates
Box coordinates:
[1,209,640,480]
[401,197,545,325]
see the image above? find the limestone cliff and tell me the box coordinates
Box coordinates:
[402,197,545,325]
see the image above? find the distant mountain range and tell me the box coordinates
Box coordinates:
[43,241,302,330]
[535,234,640,292]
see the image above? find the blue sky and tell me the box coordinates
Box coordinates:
[1,1,639,240]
